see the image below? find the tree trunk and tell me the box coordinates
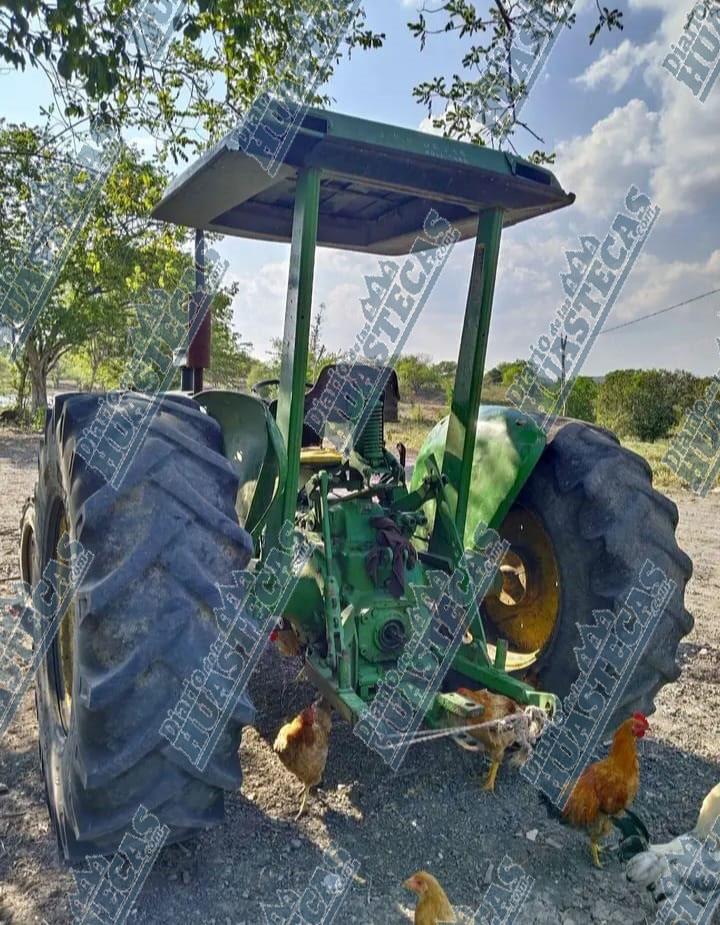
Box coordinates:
[14,357,29,414]
[29,363,48,414]
[88,353,100,392]
[26,340,49,415]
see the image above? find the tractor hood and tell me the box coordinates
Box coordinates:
[410,405,547,548]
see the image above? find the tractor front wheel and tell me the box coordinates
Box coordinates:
[31,392,255,861]
[486,420,693,727]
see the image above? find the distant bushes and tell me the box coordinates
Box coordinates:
[565,376,599,424]
[482,362,712,440]
[395,355,456,404]
[596,369,713,441]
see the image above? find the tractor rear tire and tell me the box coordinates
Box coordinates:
[513,420,693,728]
[31,392,255,861]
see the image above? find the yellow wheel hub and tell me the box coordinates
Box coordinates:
[56,513,76,732]
[484,507,560,658]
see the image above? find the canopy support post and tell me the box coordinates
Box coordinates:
[269,167,321,544]
[430,208,503,554]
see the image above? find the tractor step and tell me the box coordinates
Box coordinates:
[434,691,485,719]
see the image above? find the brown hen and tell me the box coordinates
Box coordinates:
[273,698,332,819]
[454,688,546,792]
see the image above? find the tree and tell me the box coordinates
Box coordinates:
[206,290,254,389]
[0,2,384,162]
[433,360,457,380]
[395,354,442,399]
[308,301,340,383]
[565,376,597,423]
[409,1,623,161]
[596,370,638,437]
[663,369,713,426]
[497,359,527,387]
[627,371,676,442]
[484,366,503,386]
[0,121,241,414]
[596,370,676,442]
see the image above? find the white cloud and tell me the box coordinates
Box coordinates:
[230,259,289,356]
[627,0,696,42]
[574,39,661,92]
[554,69,720,218]
[554,99,660,216]
[225,0,720,372]
[649,77,720,215]
[606,247,720,326]
[587,248,720,374]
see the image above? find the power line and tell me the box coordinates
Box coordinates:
[598,287,720,335]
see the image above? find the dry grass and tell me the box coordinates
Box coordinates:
[619,437,710,492]
[385,402,446,456]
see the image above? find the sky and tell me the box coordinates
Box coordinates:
[1,0,719,375]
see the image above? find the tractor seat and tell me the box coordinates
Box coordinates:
[269,364,400,448]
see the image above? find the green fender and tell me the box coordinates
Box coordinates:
[195,390,287,543]
[410,405,546,546]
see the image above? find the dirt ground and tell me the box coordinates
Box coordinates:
[0,424,718,925]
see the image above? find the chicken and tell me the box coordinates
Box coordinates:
[543,712,650,868]
[269,619,302,657]
[626,781,720,896]
[403,871,456,924]
[273,697,332,820]
[451,688,548,792]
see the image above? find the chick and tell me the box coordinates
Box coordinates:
[403,871,456,925]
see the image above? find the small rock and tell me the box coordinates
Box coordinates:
[545,837,563,849]
[291,838,302,849]
[525,829,539,842]
[181,871,190,885]
[241,891,250,900]
[483,861,494,886]
[699,648,708,656]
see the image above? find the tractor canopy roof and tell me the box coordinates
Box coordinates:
[151,106,574,255]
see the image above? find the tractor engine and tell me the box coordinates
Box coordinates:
[314,495,429,700]
[287,367,427,703]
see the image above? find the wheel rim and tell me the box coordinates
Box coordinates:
[484,506,560,658]
[51,509,75,734]
[20,511,36,587]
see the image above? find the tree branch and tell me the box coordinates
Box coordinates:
[494,0,513,32]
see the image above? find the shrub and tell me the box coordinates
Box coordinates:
[565,376,598,423]
[596,369,676,441]
[499,360,528,387]
[396,355,443,399]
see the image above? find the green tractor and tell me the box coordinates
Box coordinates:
[22,108,693,861]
